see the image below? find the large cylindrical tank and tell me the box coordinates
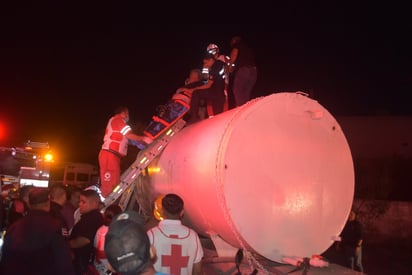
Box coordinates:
[148,92,354,263]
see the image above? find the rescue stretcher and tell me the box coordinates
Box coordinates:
[130,91,191,150]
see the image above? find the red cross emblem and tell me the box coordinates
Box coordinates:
[162,244,189,274]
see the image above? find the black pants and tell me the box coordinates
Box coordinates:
[188,89,225,124]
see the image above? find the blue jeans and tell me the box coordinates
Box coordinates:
[344,246,364,272]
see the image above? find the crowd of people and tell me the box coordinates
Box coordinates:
[0,185,366,274]
[0,183,203,275]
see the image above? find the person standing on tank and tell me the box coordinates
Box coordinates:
[227,36,257,109]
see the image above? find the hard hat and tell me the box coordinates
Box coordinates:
[207,43,219,55]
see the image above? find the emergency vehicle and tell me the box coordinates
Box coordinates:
[0,141,54,188]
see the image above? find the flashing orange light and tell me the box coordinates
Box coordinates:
[147,166,161,174]
[153,195,165,221]
[44,152,54,162]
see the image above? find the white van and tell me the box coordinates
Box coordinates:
[50,162,99,189]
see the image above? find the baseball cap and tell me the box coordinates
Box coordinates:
[104,211,150,274]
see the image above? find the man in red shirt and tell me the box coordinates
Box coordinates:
[98,106,152,198]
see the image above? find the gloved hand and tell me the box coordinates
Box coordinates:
[142,136,153,145]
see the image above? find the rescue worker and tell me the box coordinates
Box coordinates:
[206,43,230,111]
[182,53,226,124]
[98,106,152,198]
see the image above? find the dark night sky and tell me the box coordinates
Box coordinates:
[0,3,411,164]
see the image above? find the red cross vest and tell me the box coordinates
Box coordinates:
[101,114,131,157]
[147,220,204,275]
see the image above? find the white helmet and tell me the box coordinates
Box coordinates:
[207,43,219,55]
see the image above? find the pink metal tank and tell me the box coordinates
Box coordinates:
[148,92,354,263]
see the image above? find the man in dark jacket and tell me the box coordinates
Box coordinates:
[339,210,364,272]
[49,184,70,238]
[0,187,75,275]
[228,36,257,109]
[69,189,103,275]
